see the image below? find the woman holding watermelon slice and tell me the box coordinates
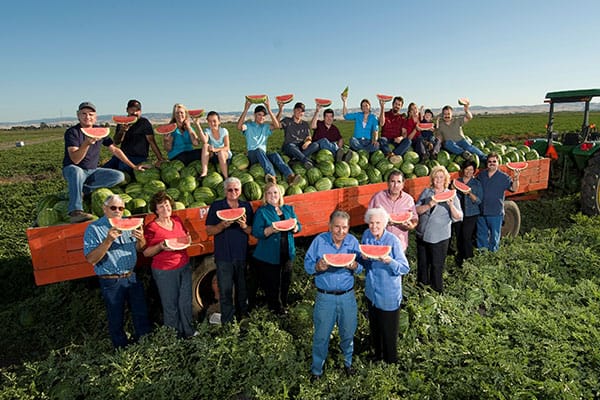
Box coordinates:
[251,182,301,315]
[453,161,483,267]
[361,207,410,364]
[415,166,463,293]
[163,104,202,166]
[143,191,195,338]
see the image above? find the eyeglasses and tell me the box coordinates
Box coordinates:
[109,206,125,211]
[227,188,241,193]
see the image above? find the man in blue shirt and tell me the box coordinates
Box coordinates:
[83,194,151,348]
[477,153,520,251]
[304,210,363,380]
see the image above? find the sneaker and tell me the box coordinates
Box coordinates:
[310,373,321,382]
[461,151,473,161]
[69,210,94,223]
[287,174,301,185]
[342,150,353,163]
[344,366,356,377]
[303,160,314,169]
[335,149,344,162]
[265,174,277,184]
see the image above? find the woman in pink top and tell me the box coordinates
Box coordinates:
[143,191,195,338]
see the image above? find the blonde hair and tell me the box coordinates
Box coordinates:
[262,182,284,206]
[170,103,189,124]
[429,165,451,188]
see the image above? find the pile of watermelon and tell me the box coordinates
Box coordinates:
[33,137,540,226]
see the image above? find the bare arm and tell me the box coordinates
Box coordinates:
[275,101,284,123]
[463,104,473,123]
[266,97,281,129]
[310,104,322,130]
[342,94,348,117]
[108,145,144,170]
[379,99,386,128]
[237,100,251,131]
[511,170,520,191]
[67,136,96,165]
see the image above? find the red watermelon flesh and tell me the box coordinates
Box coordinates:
[360,244,391,259]
[506,161,528,171]
[164,236,191,250]
[276,94,294,104]
[81,127,110,139]
[453,179,471,193]
[458,98,470,106]
[109,217,144,231]
[315,98,332,107]
[323,253,356,267]
[154,123,178,135]
[376,94,393,102]
[389,211,412,224]
[272,218,296,231]
[188,109,204,118]
[432,189,456,203]
[216,207,246,221]
[112,115,138,124]
[418,122,434,130]
[246,95,267,104]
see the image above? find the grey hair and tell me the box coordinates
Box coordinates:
[103,194,124,206]
[223,177,241,189]
[364,206,390,224]
[329,209,350,224]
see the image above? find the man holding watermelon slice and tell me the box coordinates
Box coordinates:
[437,103,487,163]
[62,102,147,223]
[276,101,319,169]
[104,100,165,173]
[378,96,410,156]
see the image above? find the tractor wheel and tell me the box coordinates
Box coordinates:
[581,153,600,215]
[191,256,217,319]
[501,200,521,237]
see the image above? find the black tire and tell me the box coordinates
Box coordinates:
[581,154,600,216]
[501,200,521,237]
[191,256,217,318]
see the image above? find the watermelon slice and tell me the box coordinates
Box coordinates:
[458,98,470,106]
[506,161,528,171]
[315,98,332,107]
[453,179,471,193]
[154,123,177,135]
[276,94,294,104]
[246,94,267,104]
[376,94,393,103]
[417,122,434,130]
[359,244,391,259]
[81,127,110,139]
[108,217,144,231]
[188,109,205,118]
[323,253,356,268]
[341,86,349,97]
[216,207,246,221]
[389,211,413,224]
[112,115,138,125]
[432,189,457,203]
[272,218,296,231]
[164,236,191,250]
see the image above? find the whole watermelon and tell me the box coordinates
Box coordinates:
[243,181,263,201]
[91,188,114,217]
[178,176,198,193]
[306,167,323,185]
[334,161,351,178]
[37,208,62,227]
[314,177,333,191]
[231,153,250,170]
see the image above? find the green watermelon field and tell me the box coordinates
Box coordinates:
[1,112,600,399]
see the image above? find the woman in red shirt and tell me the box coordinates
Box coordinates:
[143,191,195,338]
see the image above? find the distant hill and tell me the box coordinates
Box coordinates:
[2,103,599,130]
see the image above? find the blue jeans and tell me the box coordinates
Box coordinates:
[62,165,124,214]
[350,137,379,153]
[216,260,248,323]
[247,149,293,178]
[103,155,147,175]
[152,263,194,338]
[476,215,503,252]
[311,290,357,376]
[443,139,487,160]
[282,141,319,163]
[316,138,339,154]
[98,272,152,348]
[378,137,411,156]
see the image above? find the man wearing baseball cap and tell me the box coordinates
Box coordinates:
[104,99,165,173]
[276,101,319,169]
[62,101,147,223]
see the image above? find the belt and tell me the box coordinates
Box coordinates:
[317,287,353,296]
[99,270,133,279]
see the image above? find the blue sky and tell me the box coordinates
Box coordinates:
[1,0,599,122]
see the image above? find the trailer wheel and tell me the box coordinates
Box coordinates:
[501,200,521,237]
[581,153,600,216]
[191,256,217,319]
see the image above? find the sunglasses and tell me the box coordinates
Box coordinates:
[227,188,241,193]
[109,206,125,211]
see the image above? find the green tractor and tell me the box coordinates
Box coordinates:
[526,89,600,215]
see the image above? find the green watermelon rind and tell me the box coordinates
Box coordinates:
[275,94,294,104]
[376,94,393,102]
[315,98,332,107]
[389,211,413,224]
[246,95,268,104]
[164,237,191,250]
[323,253,356,268]
[453,179,471,193]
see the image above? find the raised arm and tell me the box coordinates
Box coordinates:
[342,94,349,117]
[265,97,280,129]
[237,100,251,131]
[463,103,473,123]
[310,103,322,130]
[379,99,386,128]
